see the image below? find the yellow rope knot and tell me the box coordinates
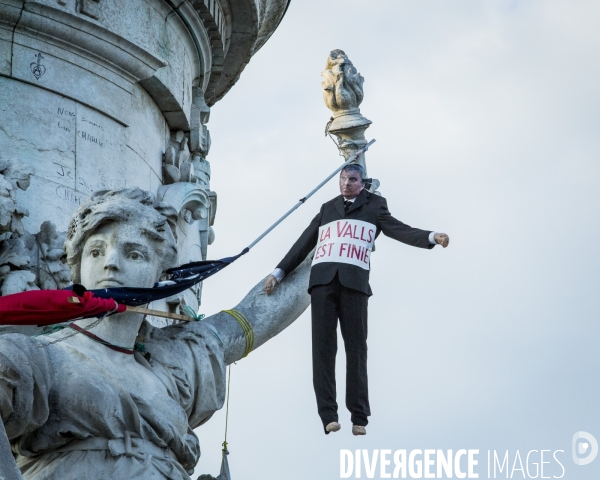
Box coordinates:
[221,309,254,358]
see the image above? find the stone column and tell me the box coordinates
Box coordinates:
[322,49,379,190]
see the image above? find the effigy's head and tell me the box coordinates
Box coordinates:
[64,188,178,289]
[339,163,365,199]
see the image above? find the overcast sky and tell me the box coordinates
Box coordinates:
[194,1,600,478]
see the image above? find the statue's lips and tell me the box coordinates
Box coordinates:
[97,278,123,287]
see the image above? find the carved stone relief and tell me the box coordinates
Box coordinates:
[190,88,212,157]
[0,156,72,300]
[0,157,35,294]
[33,221,71,291]
[154,89,217,319]
[162,87,216,261]
[163,130,192,184]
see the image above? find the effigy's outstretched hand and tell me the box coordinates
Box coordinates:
[263,275,277,295]
[434,233,450,248]
[204,251,314,365]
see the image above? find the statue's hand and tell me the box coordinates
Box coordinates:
[434,233,450,248]
[264,275,278,295]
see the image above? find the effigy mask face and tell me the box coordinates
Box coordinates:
[339,169,364,199]
[80,220,163,290]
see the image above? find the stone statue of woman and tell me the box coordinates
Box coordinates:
[0,188,311,479]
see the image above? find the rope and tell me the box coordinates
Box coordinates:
[181,305,205,321]
[36,324,68,336]
[36,316,105,348]
[218,309,252,460]
[222,364,232,453]
[328,131,343,154]
[68,324,135,354]
[221,309,254,358]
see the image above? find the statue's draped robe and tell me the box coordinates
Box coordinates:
[0,321,226,480]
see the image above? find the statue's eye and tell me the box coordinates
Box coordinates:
[91,250,100,258]
[130,252,140,260]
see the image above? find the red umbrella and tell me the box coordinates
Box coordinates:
[0,289,126,326]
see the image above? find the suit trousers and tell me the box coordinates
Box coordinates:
[310,274,371,432]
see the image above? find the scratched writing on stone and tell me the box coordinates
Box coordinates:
[57,107,75,117]
[53,162,74,180]
[81,116,104,131]
[77,130,104,148]
[75,173,121,194]
[57,107,74,134]
[57,121,71,133]
[55,186,84,206]
[77,176,92,192]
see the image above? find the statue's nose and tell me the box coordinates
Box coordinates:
[104,249,120,270]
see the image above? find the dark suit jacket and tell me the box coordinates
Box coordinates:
[276,189,434,296]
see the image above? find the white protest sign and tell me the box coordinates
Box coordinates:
[312,219,376,270]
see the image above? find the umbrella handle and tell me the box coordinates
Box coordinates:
[67,297,195,322]
[245,139,376,251]
[125,306,195,322]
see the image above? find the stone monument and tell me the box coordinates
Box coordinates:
[0,0,292,321]
[0,1,315,478]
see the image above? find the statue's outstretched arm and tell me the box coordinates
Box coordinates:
[203,252,313,365]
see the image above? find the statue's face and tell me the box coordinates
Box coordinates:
[80,221,162,290]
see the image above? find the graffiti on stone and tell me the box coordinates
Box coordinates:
[30,53,46,80]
